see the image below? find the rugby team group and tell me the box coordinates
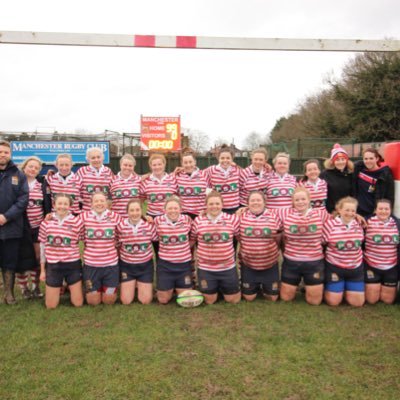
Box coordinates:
[0,139,396,308]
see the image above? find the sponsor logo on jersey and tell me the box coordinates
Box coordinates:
[47,235,72,246]
[215,183,238,193]
[161,234,188,244]
[87,228,114,239]
[202,232,230,242]
[271,187,295,196]
[336,239,362,250]
[124,243,149,253]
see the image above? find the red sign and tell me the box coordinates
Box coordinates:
[140,116,181,151]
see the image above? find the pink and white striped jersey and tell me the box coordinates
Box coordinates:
[364,216,399,270]
[110,173,141,217]
[80,210,122,267]
[265,172,297,209]
[191,212,240,271]
[39,213,83,264]
[322,217,364,269]
[77,165,114,211]
[239,166,270,206]
[175,168,210,216]
[116,218,157,264]
[46,172,82,215]
[298,178,328,210]
[278,207,330,262]
[205,165,240,209]
[239,209,281,270]
[154,214,192,263]
[27,179,45,228]
[139,174,177,216]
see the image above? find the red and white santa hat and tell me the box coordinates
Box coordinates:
[330,143,349,162]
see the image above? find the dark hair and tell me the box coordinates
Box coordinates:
[126,199,142,213]
[363,147,384,166]
[302,159,321,181]
[216,144,234,159]
[180,147,196,162]
[375,198,392,210]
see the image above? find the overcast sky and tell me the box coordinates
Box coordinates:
[1,0,400,148]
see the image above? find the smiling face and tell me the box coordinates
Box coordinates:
[120,159,135,178]
[0,145,11,169]
[338,202,357,224]
[23,159,41,179]
[305,162,320,182]
[91,193,108,214]
[333,155,347,172]
[54,196,71,218]
[128,201,142,223]
[56,156,73,176]
[251,152,266,173]
[248,192,265,214]
[218,151,232,169]
[150,157,166,177]
[293,191,310,213]
[87,150,104,169]
[165,200,181,221]
[375,201,391,222]
[206,195,223,217]
[182,154,196,173]
[274,156,289,175]
[363,151,379,170]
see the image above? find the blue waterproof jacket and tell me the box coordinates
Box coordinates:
[0,161,29,239]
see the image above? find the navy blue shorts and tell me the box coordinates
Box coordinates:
[241,263,280,296]
[156,258,192,291]
[31,227,40,243]
[83,264,119,293]
[120,259,154,284]
[46,260,82,288]
[197,267,240,295]
[0,238,20,271]
[281,258,325,286]
[364,263,398,287]
[325,261,364,293]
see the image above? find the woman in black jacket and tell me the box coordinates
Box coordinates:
[353,148,394,218]
[320,143,354,213]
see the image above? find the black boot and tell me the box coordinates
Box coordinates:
[2,269,17,305]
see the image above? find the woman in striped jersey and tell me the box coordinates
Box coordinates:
[265,152,297,210]
[204,144,241,214]
[154,196,193,304]
[16,156,51,299]
[77,147,114,212]
[110,154,141,218]
[175,148,211,220]
[278,187,329,305]
[116,199,157,305]
[364,199,399,304]
[239,191,281,301]
[39,194,84,309]
[140,153,177,217]
[46,153,83,215]
[299,159,328,210]
[192,191,241,305]
[239,148,271,207]
[80,192,122,305]
[323,197,365,307]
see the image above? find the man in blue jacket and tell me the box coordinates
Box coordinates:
[0,140,29,304]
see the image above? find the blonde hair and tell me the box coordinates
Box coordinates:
[292,186,311,206]
[251,148,268,160]
[55,153,73,165]
[206,190,224,205]
[120,153,136,166]
[21,156,42,172]
[164,195,181,209]
[86,147,104,159]
[248,190,266,205]
[335,196,358,212]
[273,152,290,165]
[149,153,166,167]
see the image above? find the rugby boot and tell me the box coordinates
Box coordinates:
[3,269,17,305]
[31,286,44,299]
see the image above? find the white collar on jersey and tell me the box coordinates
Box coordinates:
[216,164,232,177]
[274,171,289,181]
[53,212,73,225]
[185,167,200,178]
[164,215,181,225]
[127,218,144,234]
[91,209,109,220]
[28,179,38,189]
[306,178,321,189]
[206,212,224,224]
[118,171,134,181]
[55,171,74,183]
[89,165,105,176]
[250,165,266,178]
[150,173,168,183]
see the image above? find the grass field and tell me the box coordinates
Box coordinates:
[1,294,400,400]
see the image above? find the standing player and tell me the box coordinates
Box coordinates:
[16,156,51,299]
[299,159,328,210]
[192,191,241,304]
[205,144,241,214]
[80,192,122,305]
[46,153,83,215]
[154,197,193,304]
[39,194,84,309]
[239,148,270,207]
[140,153,177,217]
[323,197,365,307]
[364,199,399,304]
[265,152,297,210]
[110,154,141,218]
[77,147,114,212]
[175,148,211,220]
[278,187,329,305]
[239,191,281,301]
[116,199,157,305]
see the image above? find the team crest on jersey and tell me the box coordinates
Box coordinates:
[367,270,375,279]
[87,228,114,239]
[331,273,339,282]
[161,234,188,244]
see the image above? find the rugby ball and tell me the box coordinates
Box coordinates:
[176,290,204,308]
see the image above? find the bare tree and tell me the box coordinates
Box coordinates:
[242,131,265,150]
[185,128,211,154]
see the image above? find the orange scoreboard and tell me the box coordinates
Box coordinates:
[140,116,181,151]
